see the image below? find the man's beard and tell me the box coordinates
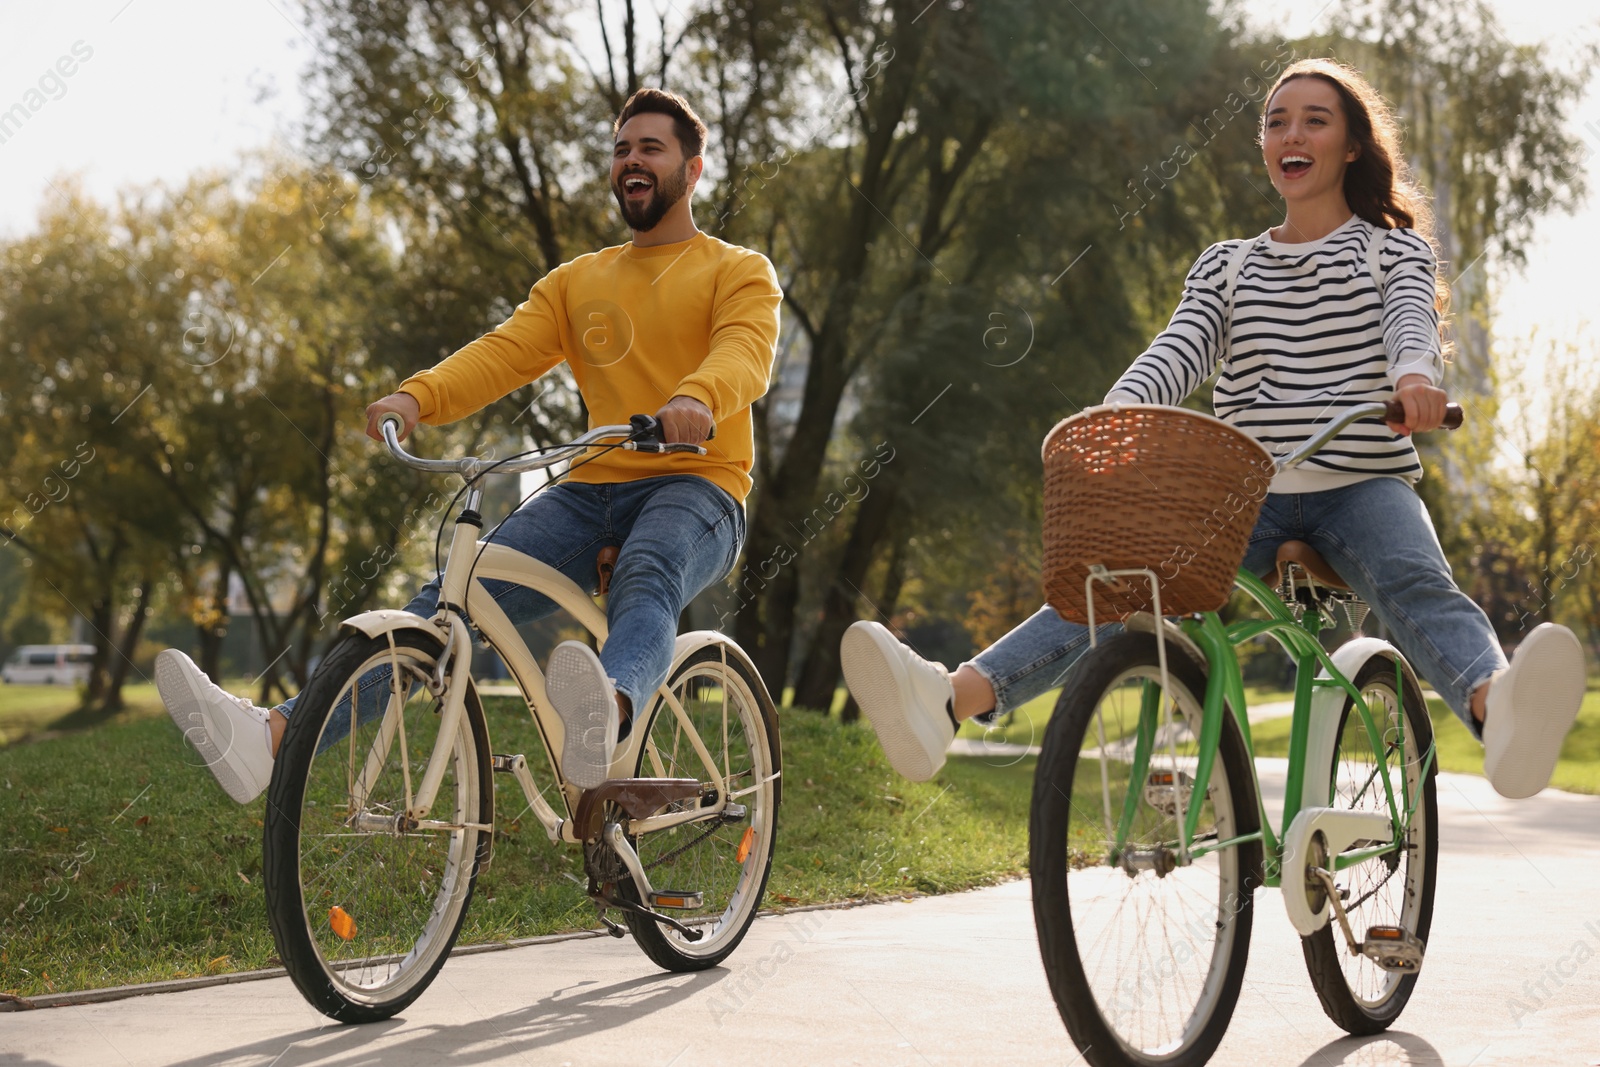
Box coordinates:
[613,161,689,232]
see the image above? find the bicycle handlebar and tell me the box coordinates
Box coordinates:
[1274,400,1464,473]
[377,413,707,480]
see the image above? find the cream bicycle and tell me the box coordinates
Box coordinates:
[262,414,781,1022]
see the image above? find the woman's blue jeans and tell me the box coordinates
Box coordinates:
[967,477,1503,734]
[280,475,744,747]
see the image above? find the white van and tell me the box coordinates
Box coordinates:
[1,644,95,685]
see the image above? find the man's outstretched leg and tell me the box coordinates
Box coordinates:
[159,483,613,803]
[156,652,285,804]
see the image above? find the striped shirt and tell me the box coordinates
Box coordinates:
[1105,214,1444,493]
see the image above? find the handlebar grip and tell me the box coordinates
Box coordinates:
[627,413,711,453]
[1382,400,1464,431]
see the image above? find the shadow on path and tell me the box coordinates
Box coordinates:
[154,968,728,1067]
[1294,1030,1444,1067]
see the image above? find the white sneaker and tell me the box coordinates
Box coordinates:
[547,641,620,790]
[1483,623,1585,799]
[840,621,957,782]
[156,649,275,804]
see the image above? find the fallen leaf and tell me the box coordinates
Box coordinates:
[134,815,150,827]
[49,827,68,834]
[772,893,802,904]
[236,871,251,885]
[206,955,230,970]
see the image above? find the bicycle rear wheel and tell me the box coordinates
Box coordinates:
[1031,632,1261,1067]
[263,629,492,1022]
[1302,655,1437,1034]
[624,643,780,971]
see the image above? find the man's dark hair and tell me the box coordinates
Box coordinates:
[613,88,708,159]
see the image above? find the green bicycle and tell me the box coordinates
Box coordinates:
[1030,399,1461,1067]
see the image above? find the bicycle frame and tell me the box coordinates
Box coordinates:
[342,424,755,848]
[1107,568,1436,888]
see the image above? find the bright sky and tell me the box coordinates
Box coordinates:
[1,0,1594,370]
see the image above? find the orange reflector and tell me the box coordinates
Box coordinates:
[736,826,755,864]
[656,896,691,908]
[329,906,357,941]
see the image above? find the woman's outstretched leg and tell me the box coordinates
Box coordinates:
[841,607,1115,781]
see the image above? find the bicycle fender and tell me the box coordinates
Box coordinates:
[1301,637,1420,812]
[663,631,779,719]
[667,630,744,677]
[339,609,450,643]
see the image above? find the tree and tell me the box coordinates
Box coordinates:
[0,186,188,712]
[1322,0,1594,394]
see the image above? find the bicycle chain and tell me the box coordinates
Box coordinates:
[642,814,737,871]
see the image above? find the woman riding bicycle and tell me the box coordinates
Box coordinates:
[843,58,1583,801]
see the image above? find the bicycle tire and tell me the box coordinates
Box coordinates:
[1301,654,1437,1034]
[263,628,493,1023]
[1031,631,1262,1067]
[623,642,780,971]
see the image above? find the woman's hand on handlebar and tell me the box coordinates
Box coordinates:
[654,395,715,445]
[1387,375,1449,436]
[365,392,422,442]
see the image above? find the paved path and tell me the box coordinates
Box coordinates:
[4,768,1597,1067]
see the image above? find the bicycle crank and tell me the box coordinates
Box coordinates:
[1308,866,1426,974]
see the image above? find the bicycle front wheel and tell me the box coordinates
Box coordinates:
[263,629,492,1023]
[1031,631,1262,1067]
[624,642,780,971]
[1302,654,1437,1034]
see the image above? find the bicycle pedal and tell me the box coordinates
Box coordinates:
[1360,925,1424,973]
[491,753,526,773]
[648,890,704,910]
[1143,770,1193,817]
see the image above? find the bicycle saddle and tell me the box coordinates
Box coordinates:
[1273,540,1350,592]
[596,545,620,595]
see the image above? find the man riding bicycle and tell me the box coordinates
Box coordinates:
[158,88,782,798]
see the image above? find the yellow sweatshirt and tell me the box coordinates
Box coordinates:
[398,232,781,504]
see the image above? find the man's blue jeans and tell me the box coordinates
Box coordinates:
[966,477,1504,735]
[280,475,744,745]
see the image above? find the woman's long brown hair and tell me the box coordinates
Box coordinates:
[1260,58,1453,353]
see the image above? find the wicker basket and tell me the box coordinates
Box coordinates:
[1042,405,1275,623]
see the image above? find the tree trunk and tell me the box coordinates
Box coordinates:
[102,576,153,712]
[841,534,907,724]
[197,560,231,679]
[791,477,900,710]
[733,14,930,696]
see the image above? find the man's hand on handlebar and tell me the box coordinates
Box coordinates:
[366,392,422,442]
[654,395,715,446]
[1387,375,1449,436]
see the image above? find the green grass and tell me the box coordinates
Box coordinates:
[0,698,1033,998]
[1248,687,1600,795]
[0,679,262,746]
[0,681,162,746]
